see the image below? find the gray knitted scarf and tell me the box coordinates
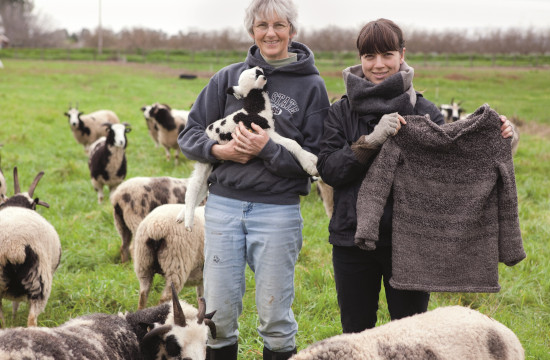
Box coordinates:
[343,61,417,117]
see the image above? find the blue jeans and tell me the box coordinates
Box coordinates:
[203,194,303,352]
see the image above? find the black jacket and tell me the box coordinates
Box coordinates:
[317,93,444,247]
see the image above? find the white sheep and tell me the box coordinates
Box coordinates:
[0,285,217,360]
[134,204,205,310]
[290,306,524,360]
[146,103,189,163]
[88,122,131,203]
[110,176,193,263]
[0,167,61,327]
[64,104,120,153]
[177,66,318,230]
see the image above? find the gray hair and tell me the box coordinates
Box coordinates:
[244,0,298,36]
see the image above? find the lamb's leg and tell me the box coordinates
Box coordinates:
[177,162,211,230]
[91,179,104,203]
[160,275,183,304]
[138,276,153,310]
[269,132,319,176]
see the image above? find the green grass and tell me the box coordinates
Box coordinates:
[0,59,549,359]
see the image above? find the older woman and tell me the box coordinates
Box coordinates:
[178,0,330,359]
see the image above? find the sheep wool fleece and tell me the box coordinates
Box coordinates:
[355,104,526,293]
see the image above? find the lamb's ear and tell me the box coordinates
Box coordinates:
[227,86,243,100]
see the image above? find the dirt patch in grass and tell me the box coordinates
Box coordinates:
[517,121,550,140]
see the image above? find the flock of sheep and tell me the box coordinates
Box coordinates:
[0,98,526,359]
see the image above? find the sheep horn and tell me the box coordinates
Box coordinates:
[205,318,217,339]
[13,166,20,194]
[141,324,173,346]
[28,171,45,198]
[197,297,206,324]
[171,283,186,327]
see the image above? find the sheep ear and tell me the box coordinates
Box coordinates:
[139,322,155,332]
[34,198,50,208]
[227,86,242,100]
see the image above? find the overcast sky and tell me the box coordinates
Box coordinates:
[33,0,550,36]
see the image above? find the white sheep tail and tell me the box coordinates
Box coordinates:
[177,161,211,230]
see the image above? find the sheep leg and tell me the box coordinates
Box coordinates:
[164,147,171,161]
[11,301,19,324]
[91,179,104,203]
[138,276,153,310]
[160,276,183,304]
[178,162,211,230]
[120,231,132,263]
[196,284,204,298]
[269,132,319,176]
[27,301,40,327]
[0,299,5,327]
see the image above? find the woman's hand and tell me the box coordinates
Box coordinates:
[211,139,255,164]
[500,115,514,139]
[233,122,269,156]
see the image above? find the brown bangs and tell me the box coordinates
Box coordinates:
[356,19,404,55]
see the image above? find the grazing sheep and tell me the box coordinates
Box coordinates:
[134,204,205,310]
[146,103,189,163]
[177,66,318,230]
[0,285,217,360]
[88,123,131,203]
[141,104,160,147]
[439,98,465,123]
[0,167,61,327]
[110,176,193,263]
[290,306,524,360]
[64,104,120,152]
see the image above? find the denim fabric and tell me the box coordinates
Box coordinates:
[203,194,303,352]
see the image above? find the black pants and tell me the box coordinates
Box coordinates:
[332,245,430,333]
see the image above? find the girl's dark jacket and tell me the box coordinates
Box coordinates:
[317,93,444,247]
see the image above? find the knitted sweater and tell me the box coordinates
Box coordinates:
[355,104,526,293]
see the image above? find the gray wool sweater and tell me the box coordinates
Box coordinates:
[355,104,526,293]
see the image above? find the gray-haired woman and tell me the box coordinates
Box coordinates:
[178,0,330,359]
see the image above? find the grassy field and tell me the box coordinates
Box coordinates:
[0,58,549,359]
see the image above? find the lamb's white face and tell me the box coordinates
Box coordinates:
[237,67,267,96]
[111,123,128,148]
[66,108,81,128]
[164,324,209,360]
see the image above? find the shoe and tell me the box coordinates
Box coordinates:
[263,346,297,360]
[206,343,238,360]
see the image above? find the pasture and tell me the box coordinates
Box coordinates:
[0,58,549,359]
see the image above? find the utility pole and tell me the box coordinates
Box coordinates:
[98,0,103,55]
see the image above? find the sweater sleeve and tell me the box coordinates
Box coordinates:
[497,161,526,266]
[354,138,401,250]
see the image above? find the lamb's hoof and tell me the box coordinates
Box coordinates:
[175,216,184,224]
[185,226,193,232]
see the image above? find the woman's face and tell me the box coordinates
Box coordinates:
[251,14,294,61]
[361,49,405,84]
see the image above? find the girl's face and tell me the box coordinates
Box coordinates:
[361,49,405,84]
[251,14,294,61]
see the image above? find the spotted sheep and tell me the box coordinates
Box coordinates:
[134,204,206,310]
[290,306,524,360]
[0,284,217,360]
[88,122,131,203]
[110,176,192,263]
[143,103,189,164]
[0,167,61,327]
[64,104,120,153]
[178,66,318,230]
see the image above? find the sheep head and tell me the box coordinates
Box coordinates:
[0,167,50,210]
[139,283,216,360]
[227,66,267,99]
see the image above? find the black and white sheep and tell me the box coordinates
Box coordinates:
[88,122,131,203]
[439,99,466,123]
[290,306,524,360]
[140,104,160,148]
[64,104,120,153]
[110,176,192,263]
[0,284,217,360]
[177,66,318,230]
[144,103,189,163]
[134,204,205,310]
[0,167,61,327]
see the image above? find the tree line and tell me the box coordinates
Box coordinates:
[1,0,549,55]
